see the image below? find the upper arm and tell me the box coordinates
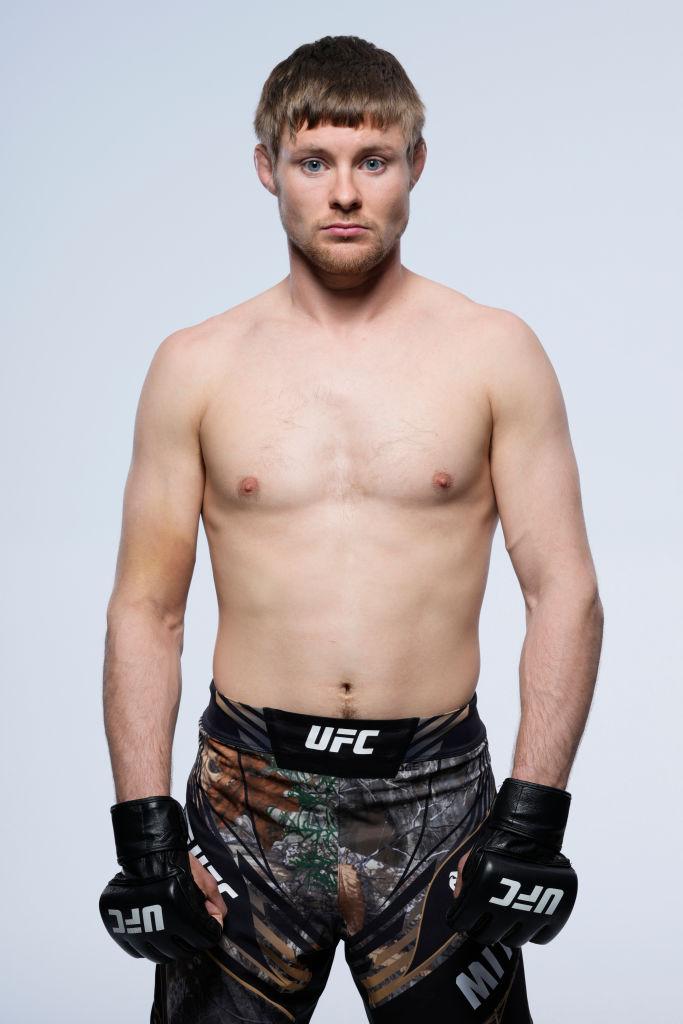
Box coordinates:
[487,313,598,605]
[108,330,207,627]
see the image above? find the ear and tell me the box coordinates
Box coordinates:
[254,144,278,196]
[409,137,427,190]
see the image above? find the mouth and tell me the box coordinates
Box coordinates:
[322,225,368,237]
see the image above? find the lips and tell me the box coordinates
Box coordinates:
[323,225,367,237]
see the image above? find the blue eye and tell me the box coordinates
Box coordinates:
[301,157,386,173]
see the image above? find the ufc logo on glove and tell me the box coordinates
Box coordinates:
[490,877,566,916]
[107,905,165,935]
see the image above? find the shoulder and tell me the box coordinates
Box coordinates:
[413,273,553,371]
[137,305,245,431]
[146,286,275,393]
[422,279,541,347]
[409,274,539,346]
[438,292,560,409]
[151,306,246,370]
[414,277,563,418]
[465,305,565,425]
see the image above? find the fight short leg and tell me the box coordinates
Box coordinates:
[339,760,533,1023]
[151,682,533,1023]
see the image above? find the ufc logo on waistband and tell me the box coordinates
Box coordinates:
[305,725,380,755]
[107,905,164,934]
[489,877,565,915]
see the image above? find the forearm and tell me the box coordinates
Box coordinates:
[103,602,183,802]
[512,584,604,789]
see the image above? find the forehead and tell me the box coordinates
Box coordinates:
[282,122,407,156]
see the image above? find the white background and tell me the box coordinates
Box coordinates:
[1,2,681,1020]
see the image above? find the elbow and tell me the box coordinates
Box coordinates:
[590,587,605,641]
[577,578,604,622]
[523,574,604,620]
[105,596,186,644]
[590,585,605,621]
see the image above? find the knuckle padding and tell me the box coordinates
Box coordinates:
[100,870,221,959]
[448,849,578,945]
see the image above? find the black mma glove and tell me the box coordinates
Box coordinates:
[99,795,222,964]
[446,778,578,947]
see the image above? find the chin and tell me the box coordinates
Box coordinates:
[296,236,389,276]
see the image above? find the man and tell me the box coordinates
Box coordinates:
[100,34,603,1024]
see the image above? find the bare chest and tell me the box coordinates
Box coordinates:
[200,325,493,515]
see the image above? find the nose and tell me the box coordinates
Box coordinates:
[328,167,362,212]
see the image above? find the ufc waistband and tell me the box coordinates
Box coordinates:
[200,680,486,778]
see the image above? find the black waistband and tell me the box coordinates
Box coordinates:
[200,680,486,778]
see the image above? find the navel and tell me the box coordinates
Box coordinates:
[339,680,356,719]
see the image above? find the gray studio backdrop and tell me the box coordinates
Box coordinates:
[1,2,680,1020]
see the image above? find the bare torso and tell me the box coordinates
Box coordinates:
[199,271,501,718]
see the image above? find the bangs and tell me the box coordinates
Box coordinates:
[284,94,414,149]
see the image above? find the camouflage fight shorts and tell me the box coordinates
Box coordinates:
[151,681,533,1023]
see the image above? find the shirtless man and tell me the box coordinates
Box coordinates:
[99,35,603,1024]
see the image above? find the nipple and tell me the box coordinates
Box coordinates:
[432,470,453,491]
[238,475,260,497]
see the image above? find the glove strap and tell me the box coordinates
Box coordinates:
[489,778,571,852]
[110,795,188,864]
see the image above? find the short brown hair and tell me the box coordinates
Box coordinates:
[253,35,426,165]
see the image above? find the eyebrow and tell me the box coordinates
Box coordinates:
[291,144,398,160]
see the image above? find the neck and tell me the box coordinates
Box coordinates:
[282,241,412,332]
